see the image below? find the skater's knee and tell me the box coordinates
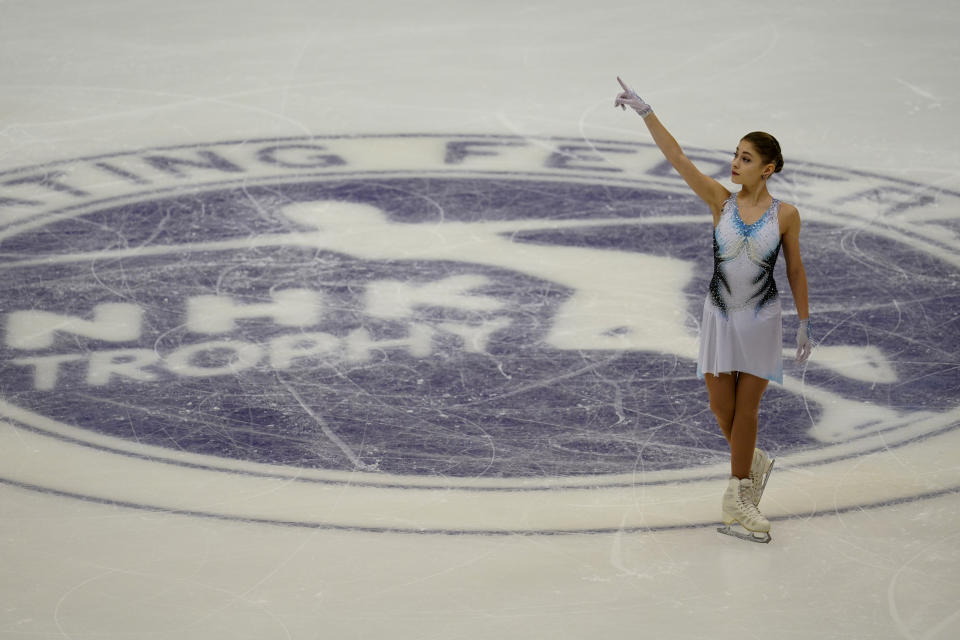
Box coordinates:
[709,398,734,432]
[732,404,759,423]
[705,373,736,435]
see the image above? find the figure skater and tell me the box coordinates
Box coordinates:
[615,77,812,543]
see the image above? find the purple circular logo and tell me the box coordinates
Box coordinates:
[1,135,957,532]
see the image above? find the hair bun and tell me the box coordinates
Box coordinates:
[742,131,784,174]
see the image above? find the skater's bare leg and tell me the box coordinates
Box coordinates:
[705,372,736,443]
[708,372,773,542]
[730,372,769,479]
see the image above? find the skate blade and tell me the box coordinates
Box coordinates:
[717,524,771,544]
[760,458,775,494]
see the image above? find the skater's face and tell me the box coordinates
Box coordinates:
[731,140,775,185]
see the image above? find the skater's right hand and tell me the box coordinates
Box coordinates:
[614,77,653,118]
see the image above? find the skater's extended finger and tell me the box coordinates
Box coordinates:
[617,76,631,93]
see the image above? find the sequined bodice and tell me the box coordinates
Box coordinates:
[709,195,782,315]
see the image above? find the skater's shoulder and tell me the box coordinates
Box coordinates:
[775,199,799,219]
[776,201,801,235]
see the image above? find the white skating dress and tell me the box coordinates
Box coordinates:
[697,195,783,384]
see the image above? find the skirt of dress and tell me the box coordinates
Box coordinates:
[696,296,783,384]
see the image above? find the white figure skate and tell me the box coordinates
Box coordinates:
[718,476,771,543]
[749,448,775,506]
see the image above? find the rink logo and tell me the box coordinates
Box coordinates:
[1,134,958,487]
[7,279,503,390]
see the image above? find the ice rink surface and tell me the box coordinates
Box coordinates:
[1,0,959,638]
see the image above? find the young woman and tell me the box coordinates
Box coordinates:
[615,77,812,543]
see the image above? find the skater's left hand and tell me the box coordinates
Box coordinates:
[796,318,812,364]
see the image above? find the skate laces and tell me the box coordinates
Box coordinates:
[737,481,763,520]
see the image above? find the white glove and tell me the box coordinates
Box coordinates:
[614,76,653,118]
[796,319,813,364]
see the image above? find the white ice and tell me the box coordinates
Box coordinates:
[1,1,959,638]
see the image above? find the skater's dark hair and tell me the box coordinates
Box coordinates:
[741,131,783,174]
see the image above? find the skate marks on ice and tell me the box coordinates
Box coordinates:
[3,195,947,459]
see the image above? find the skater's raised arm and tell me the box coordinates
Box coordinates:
[615,77,729,219]
[642,113,729,210]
